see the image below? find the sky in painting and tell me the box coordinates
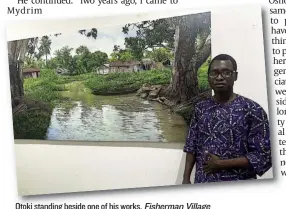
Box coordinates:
[49,25,137,58]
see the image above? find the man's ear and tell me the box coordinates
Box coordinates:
[234,72,238,81]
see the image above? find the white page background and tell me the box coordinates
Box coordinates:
[0,0,283,208]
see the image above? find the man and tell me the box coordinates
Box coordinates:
[182,54,272,184]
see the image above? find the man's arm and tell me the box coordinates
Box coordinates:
[216,157,250,169]
[183,153,196,183]
[182,105,199,184]
[243,105,272,176]
[203,153,250,174]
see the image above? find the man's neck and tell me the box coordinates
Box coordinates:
[213,90,235,104]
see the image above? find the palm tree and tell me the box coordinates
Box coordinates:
[39,36,52,66]
[78,28,97,39]
[75,45,90,55]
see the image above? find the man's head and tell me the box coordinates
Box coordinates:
[207,54,238,92]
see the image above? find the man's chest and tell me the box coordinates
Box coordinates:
[196,107,250,144]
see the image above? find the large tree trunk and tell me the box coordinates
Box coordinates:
[167,24,198,103]
[9,61,23,108]
[195,34,211,70]
[165,12,211,104]
[8,39,30,108]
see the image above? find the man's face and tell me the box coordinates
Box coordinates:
[208,60,237,92]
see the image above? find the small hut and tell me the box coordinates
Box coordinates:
[109,61,142,73]
[97,64,110,75]
[22,68,40,78]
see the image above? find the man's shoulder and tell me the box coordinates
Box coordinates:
[194,97,213,109]
[236,94,267,112]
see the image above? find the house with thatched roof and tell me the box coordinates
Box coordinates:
[23,68,40,78]
[108,59,158,73]
[97,64,110,75]
[95,59,158,75]
[109,61,142,73]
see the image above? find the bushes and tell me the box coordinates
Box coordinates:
[24,69,65,103]
[84,65,208,93]
[13,109,51,139]
[84,69,172,92]
[16,69,60,139]
[23,64,209,102]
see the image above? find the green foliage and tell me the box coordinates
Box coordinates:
[145,48,173,63]
[52,46,74,73]
[40,45,109,75]
[24,59,209,103]
[109,47,135,62]
[23,57,46,69]
[24,69,64,104]
[82,62,209,93]
[197,57,211,92]
[38,36,52,62]
[23,69,97,104]
[75,45,90,54]
[24,36,52,68]
[13,109,51,139]
[123,19,175,60]
[83,69,171,92]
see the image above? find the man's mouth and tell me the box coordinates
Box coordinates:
[214,83,226,88]
[214,83,226,87]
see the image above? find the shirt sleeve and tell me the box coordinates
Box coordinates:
[245,105,272,176]
[183,105,199,154]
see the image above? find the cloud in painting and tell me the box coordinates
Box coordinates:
[49,25,137,58]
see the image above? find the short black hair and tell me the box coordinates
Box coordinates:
[208,54,237,73]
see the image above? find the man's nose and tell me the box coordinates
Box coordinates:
[216,73,224,80]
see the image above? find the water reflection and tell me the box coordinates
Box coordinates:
[46,83,188,142]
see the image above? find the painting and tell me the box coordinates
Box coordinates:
[9,11,211,142]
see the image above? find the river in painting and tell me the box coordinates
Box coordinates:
[45,82,188,142]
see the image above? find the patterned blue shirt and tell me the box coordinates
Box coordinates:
[184,94,272,183]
